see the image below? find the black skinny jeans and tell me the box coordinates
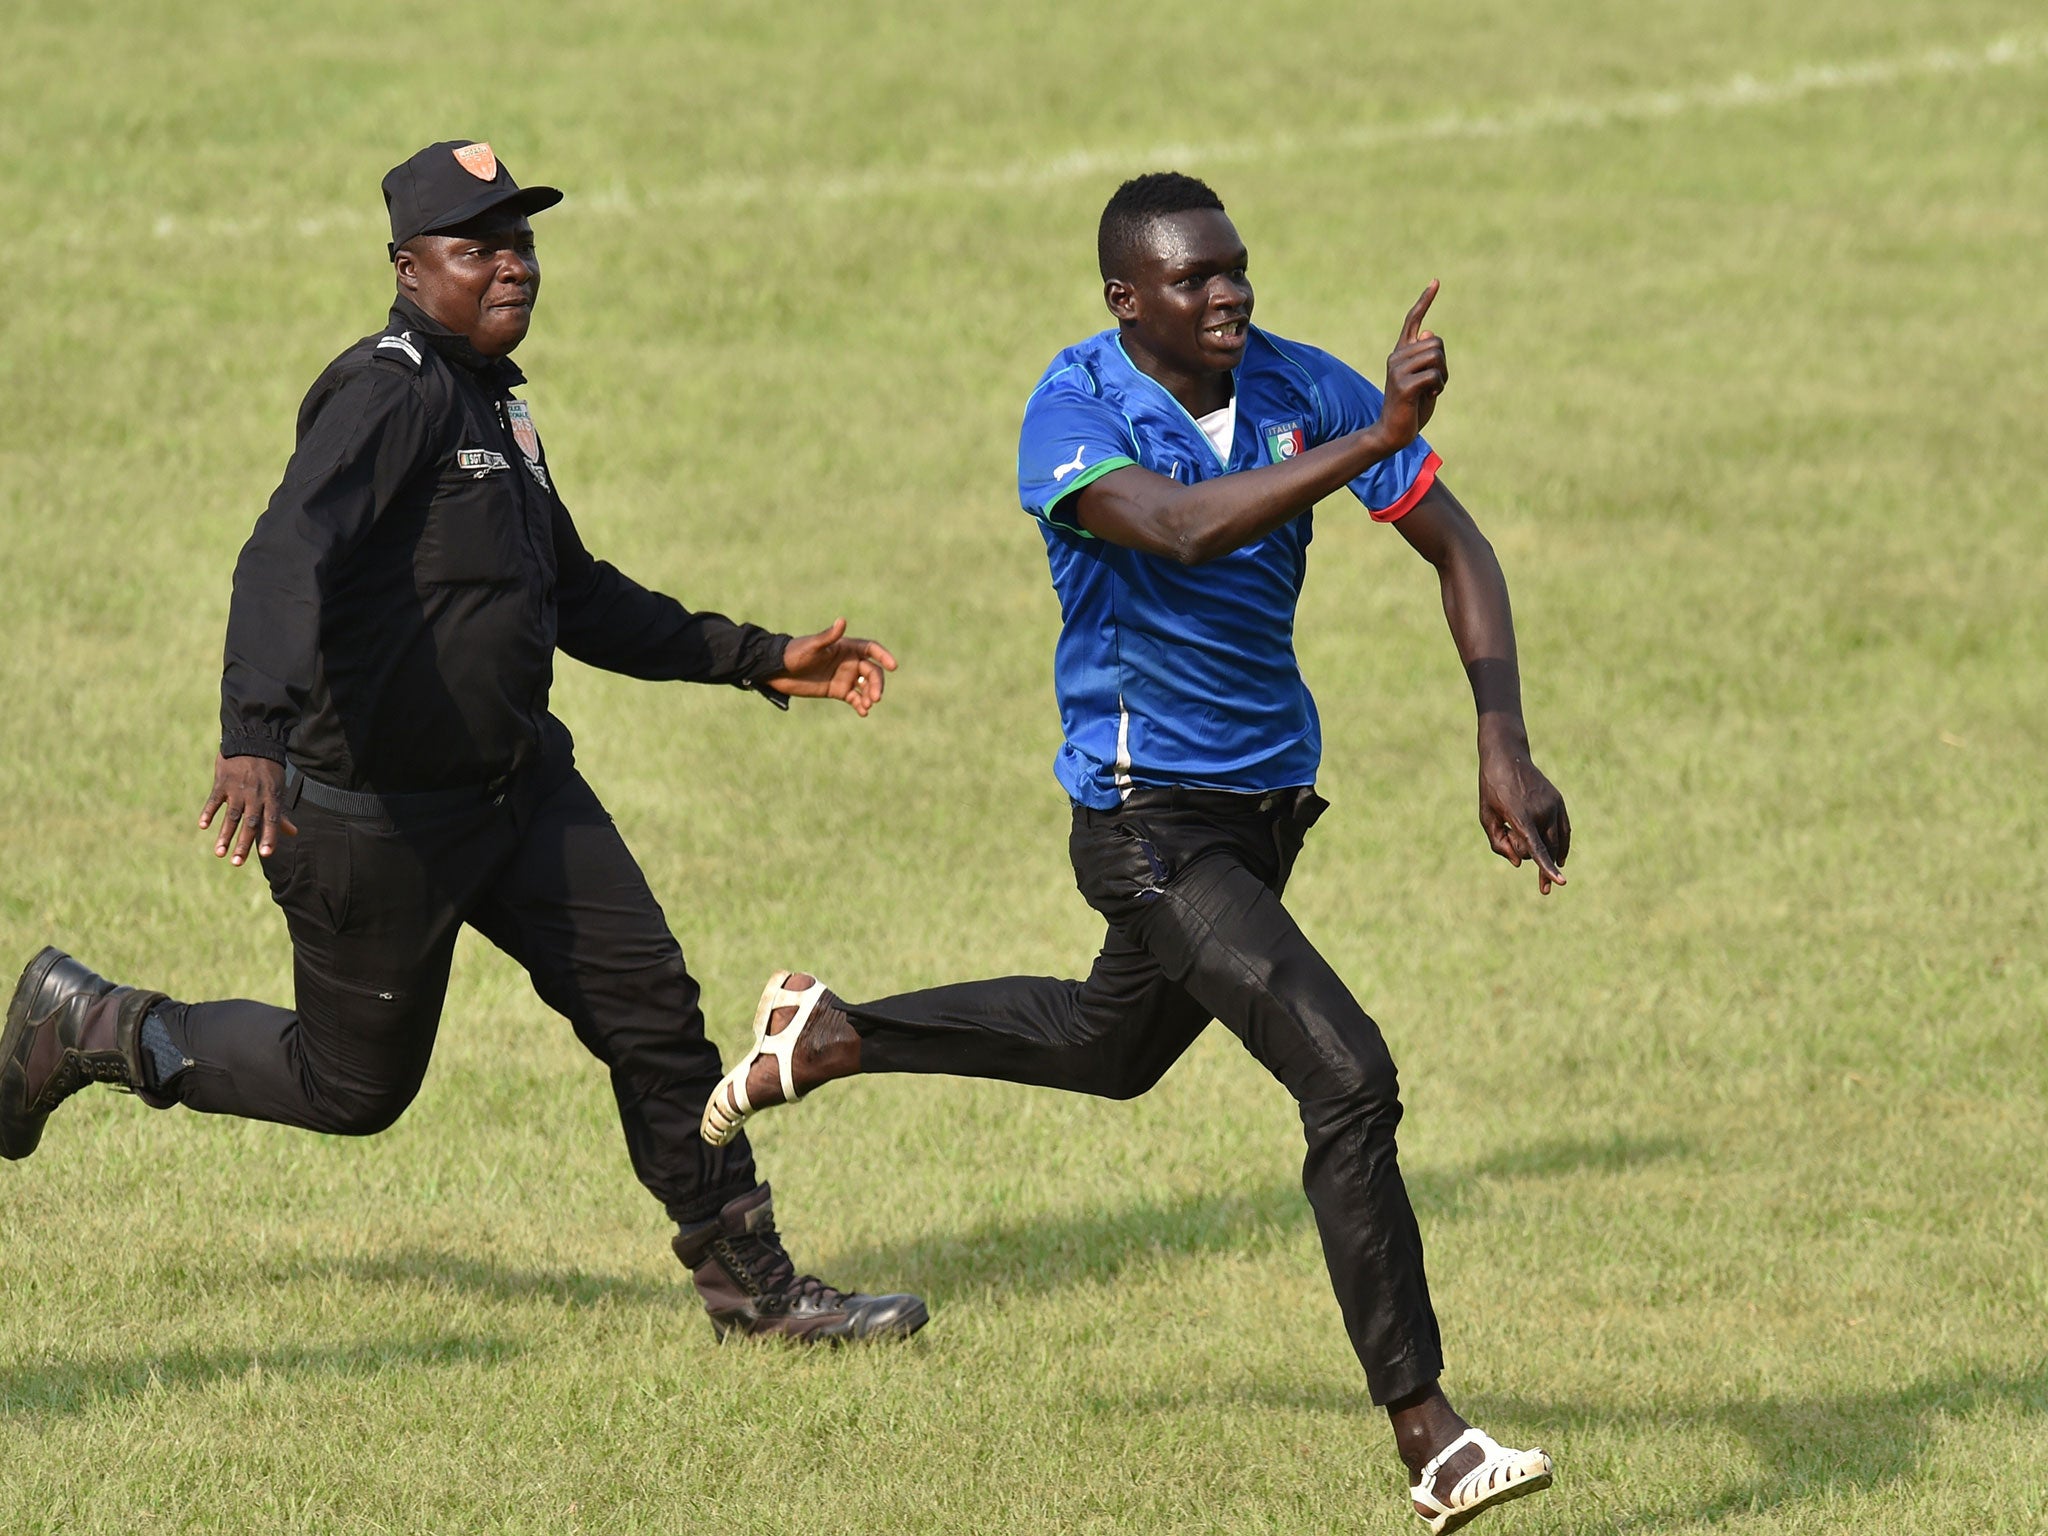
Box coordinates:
[150,757,756,1226]
[850,786,1443,1403]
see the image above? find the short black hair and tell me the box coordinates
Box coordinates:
[1098,172,1226,279]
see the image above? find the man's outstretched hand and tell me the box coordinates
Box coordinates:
[768,619,899,718]
[1477,723,1570,895]
[200,754,297,866]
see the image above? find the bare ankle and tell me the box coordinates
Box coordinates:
[1387,1383,1469,1480]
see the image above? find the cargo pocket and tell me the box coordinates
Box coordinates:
[262,809,354,936]
[334,817,443,941]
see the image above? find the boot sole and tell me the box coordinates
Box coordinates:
[1430,1469,1553,1535]
[708,1295,930,1345]
[0,947,68,1161]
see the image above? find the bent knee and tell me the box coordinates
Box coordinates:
[1098,1060,1173,1101]
[1300,1036,1404,1129]
[309,1079,423,1136]
[1082,1030,1188,1101]
[1307,1078,1403,1138]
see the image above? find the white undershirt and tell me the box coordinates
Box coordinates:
[1194,397,1237,464]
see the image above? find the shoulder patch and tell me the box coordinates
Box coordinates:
[373,331,424,370]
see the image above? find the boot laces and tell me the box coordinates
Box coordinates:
[29,1047,133,1113]
[29,1059,86,1113]
[715,1223,842,1306]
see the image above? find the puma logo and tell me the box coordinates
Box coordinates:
[1052,446,1088,483]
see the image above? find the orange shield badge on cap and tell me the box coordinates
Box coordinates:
[453,142,498,181]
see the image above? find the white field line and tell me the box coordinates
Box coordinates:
[133,31,2047,246]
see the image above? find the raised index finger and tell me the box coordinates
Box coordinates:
[1400,280,1440,344]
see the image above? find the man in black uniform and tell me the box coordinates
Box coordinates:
[0,140,925,1344]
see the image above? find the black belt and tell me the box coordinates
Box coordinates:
[284,762,514,819]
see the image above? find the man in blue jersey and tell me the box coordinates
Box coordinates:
[703,173,1568,1531]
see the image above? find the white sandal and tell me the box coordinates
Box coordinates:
[1410,1428,1553,1534]
[701,971,830,1147]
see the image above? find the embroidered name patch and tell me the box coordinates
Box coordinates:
[457,449,510,473]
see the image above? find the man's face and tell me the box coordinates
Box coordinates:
[1106,209,1253,378]
[394,214,539,356]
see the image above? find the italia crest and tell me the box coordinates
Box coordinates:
[1262,420,1306,463]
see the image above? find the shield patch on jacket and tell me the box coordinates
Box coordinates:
[504,400,540,463]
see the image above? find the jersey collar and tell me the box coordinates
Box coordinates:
[1110,332,1240,471]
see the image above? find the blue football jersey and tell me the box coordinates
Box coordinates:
[1016,326,1440,809]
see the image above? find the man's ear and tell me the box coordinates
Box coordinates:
[393,244,420,295]
[1104,277,1137,322]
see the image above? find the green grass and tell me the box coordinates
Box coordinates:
[3,2,2045,1531]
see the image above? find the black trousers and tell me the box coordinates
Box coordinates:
[151,755,755,1226]
[850,787,1443,1404]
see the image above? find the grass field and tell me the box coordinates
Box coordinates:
[3,2,2045,1531]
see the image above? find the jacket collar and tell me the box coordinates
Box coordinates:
[387,294,527,388]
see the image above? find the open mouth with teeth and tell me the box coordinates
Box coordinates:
[1205,318,1249,341]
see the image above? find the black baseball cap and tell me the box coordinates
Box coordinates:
[382,140,562,258]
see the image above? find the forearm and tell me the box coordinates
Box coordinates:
[1081,422,1406,563]
[578,609,790,688]
[557,565,789,687]
[1401,482,1570,887]
[218,526,323,761]
[1437,537,1528,746]
[1401,480,1529,744]
[546,493,779,684]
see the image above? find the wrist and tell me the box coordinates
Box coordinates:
[1477,712,1530,757]
[1351,422,1400,465]
[219,733,288,765]
[753,632,796,684]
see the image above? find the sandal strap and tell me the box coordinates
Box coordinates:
[721,1070,753,1118]
[756,974,825,1105]
[1415,1428,1493,1501]
[746,969,797,1035]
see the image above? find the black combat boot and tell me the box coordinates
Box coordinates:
[1,947,172,1160]
[672,1183,928,1343]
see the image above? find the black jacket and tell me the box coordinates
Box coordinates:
[220,296,789,792]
